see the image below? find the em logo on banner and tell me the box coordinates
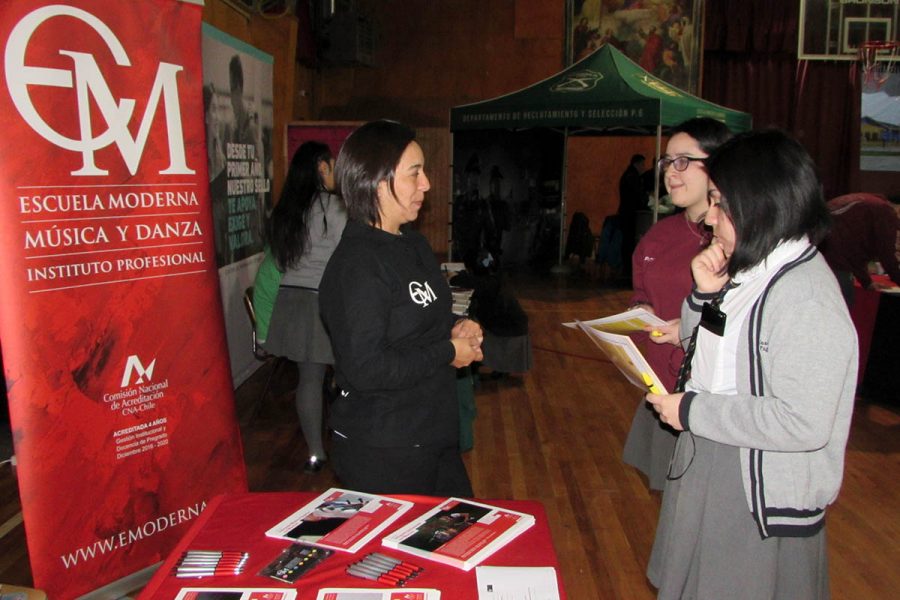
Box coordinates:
[4,4,195,176]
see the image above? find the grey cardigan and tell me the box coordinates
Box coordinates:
[679,246,858,538]
[280,192,347,290]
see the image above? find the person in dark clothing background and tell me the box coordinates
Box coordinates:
[481,165,510,270]
[454,153,483,270]
[642,159,666,200]
[618,153,648,277]
[818,192,900,306]
[454,159,509,273]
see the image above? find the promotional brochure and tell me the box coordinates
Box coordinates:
[174,589,296,600]
[563,307,667,334]
[315,589,441,600]
[266,488,413,553]
[382,498,535,571]
[475,566,560,600]
[564,310,669,395]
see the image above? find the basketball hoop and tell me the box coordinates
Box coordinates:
[857,40,899,92]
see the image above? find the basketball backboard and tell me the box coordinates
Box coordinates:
[799,0,899,61]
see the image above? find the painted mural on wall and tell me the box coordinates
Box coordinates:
[568,0,703,94]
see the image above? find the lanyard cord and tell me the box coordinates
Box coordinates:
[667,280,736,481]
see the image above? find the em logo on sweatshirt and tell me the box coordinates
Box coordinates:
[409,281,437,307]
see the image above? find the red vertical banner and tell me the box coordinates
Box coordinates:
[0,2,247,598]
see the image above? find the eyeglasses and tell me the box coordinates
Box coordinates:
[657,156,705,172]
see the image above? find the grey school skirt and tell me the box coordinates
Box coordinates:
[263,287,334,364]
[621,393,679,491]
[648,434,830,599]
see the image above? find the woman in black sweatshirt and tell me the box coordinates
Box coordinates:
[319,120,483,496]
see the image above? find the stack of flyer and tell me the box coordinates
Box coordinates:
[451,288,474,316]
[265,488,413,553]
[175,590,295,600]
[381,498,535,571]
[315,590,440,600]
[563,307,669,394]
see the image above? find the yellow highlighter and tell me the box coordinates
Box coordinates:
[641,372,663,395]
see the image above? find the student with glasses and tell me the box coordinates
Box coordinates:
[622,118,731,491]
[645,130,857,599]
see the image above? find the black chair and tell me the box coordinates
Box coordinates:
[565,211,596,264]
[242,286,286,416]
[243,286,270,360]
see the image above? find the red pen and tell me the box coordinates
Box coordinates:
[361,555,415,576]
[346,564,404,585]
[175,567,245,578]
[351,562,402,578]
[370,552,423,573]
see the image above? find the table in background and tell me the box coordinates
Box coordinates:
[850,283,881,386]
[138,492,567,599]
[851,276,899,404]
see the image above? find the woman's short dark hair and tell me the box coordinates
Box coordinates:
[706,129,830,276]
[335,120,416,226]
[669,117,732,155]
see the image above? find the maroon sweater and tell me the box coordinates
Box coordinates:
[819,193,900,289]
[630,212,709,391]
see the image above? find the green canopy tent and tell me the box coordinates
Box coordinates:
[449,44,752,268]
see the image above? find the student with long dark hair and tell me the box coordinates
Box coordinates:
[645,130,856,598]
[262,141,346,473]
[319,120,483,496]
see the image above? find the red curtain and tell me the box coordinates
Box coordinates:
[701,0,883,199]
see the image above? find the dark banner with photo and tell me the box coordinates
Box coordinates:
[0,1,247,597]
[202,23,273,386]
[202,24,272,269]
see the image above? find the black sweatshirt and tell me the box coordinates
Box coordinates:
[319,220,458,448]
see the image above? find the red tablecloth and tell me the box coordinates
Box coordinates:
[137,492,567,599]
[850,285,879,384]
[849,274,894,385]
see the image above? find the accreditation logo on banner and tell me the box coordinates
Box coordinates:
[0,1,247,597]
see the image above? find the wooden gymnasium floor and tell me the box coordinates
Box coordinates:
[0,265,898,598]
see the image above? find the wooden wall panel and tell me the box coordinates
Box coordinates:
[566,136,660,237]
[415,127,452,261]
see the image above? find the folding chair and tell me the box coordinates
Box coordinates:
[242,286,286,417]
